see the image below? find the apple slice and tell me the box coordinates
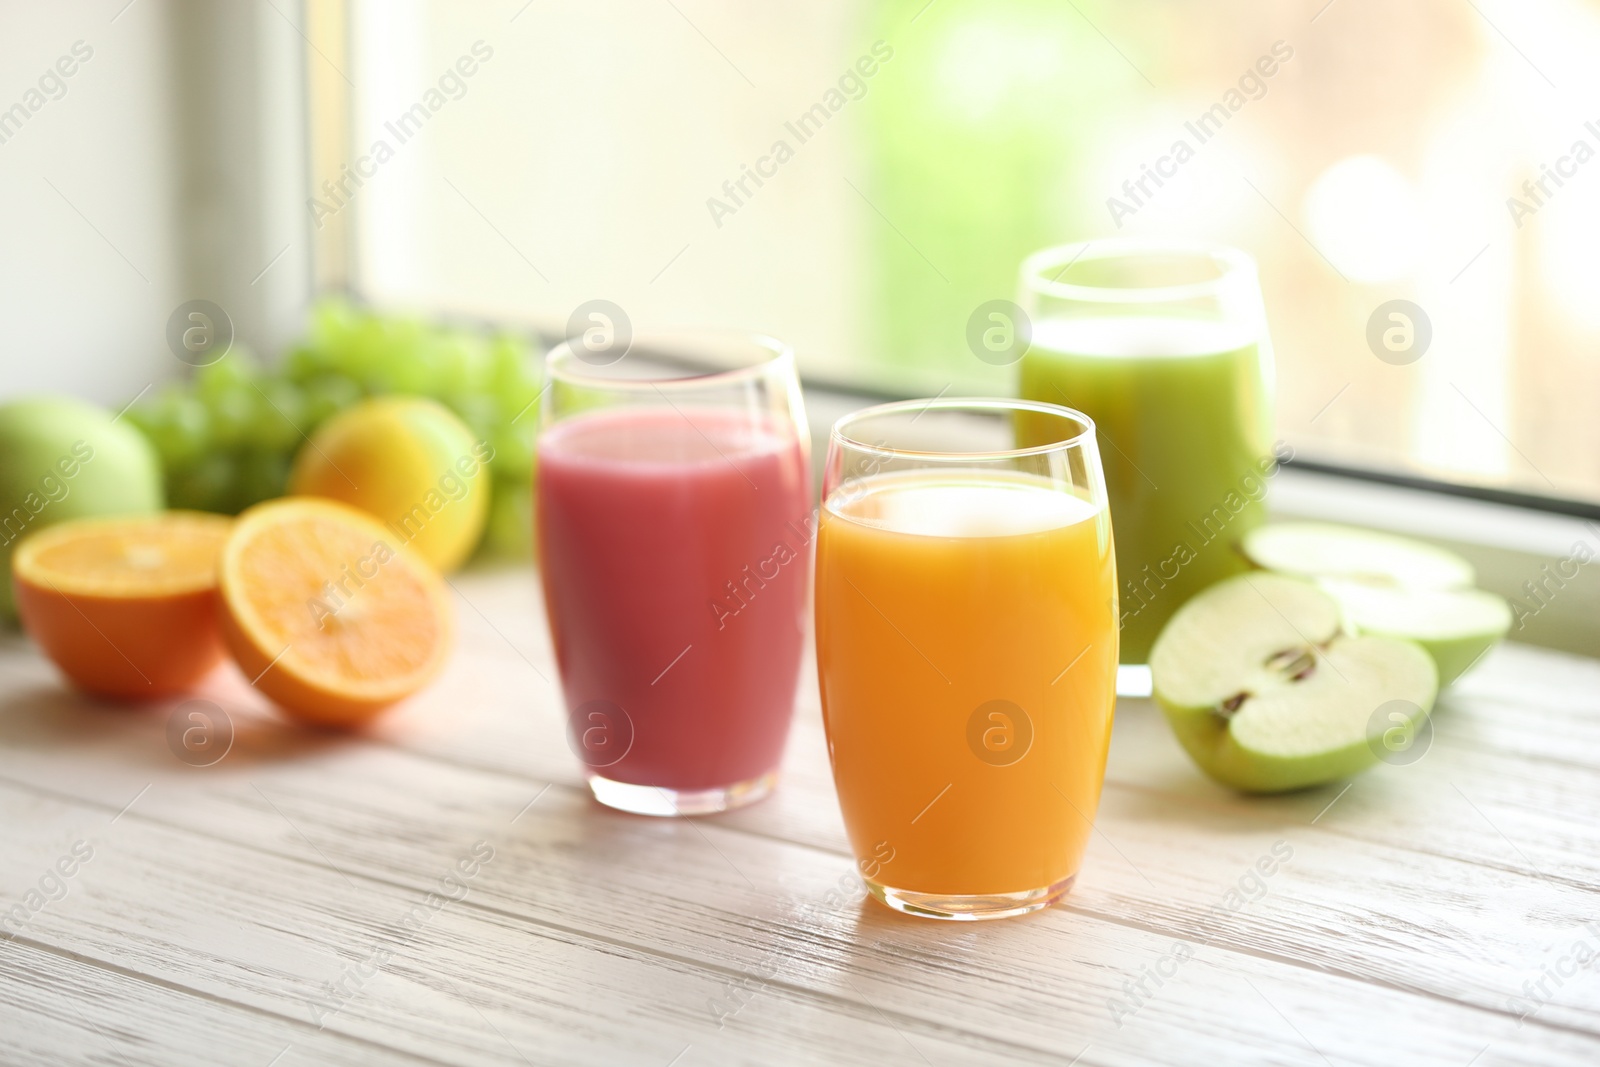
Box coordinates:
[1241,522,1507,686]
[1242,522,1474,590]
[1316,578,1511,688]
[1150,572,1438,794]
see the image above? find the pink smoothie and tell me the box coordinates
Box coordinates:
[536,406,813,791]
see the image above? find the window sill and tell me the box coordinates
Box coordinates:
[1270,465,1598,659]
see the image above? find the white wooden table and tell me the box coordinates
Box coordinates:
[2,566,1597,1066]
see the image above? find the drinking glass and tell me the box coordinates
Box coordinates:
[815,398,1119,920]
[1017,239,1275,679]
[537,330,811,816]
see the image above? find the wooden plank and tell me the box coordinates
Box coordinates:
[0,735,1595,1066]
[0,782,1046,1067]
[0,936,443,1066]
[3,567,1599,1064]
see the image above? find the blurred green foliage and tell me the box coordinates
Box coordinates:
[862,0,1136,387]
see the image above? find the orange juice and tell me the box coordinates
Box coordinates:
[815,469,1118,906]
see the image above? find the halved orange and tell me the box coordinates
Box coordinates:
[13,513,233,700]
[218,497,454,727]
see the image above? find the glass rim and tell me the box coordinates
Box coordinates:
[831,397,1096,461]
[544,328,795,392]
[1020,238,1257,305]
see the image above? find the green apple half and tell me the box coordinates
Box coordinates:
[1150,572,1438,793]
[1241,522,1510,687]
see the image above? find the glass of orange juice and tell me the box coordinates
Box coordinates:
[815,398,1119,920]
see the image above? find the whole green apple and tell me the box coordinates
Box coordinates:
[0,396,164,619]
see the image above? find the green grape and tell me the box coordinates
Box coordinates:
[134,390,211,466]
[348,313,409,387]
[283,342,336,382]
[308,296,355,335]
[388,342,446,395]
[251,379,307,451]
[125,392,185,464]
[489,420,534,484]
[123,398,161,435]
[436,392,468,426]
[307,298,363,358]
[207,386,257,449]
[477,478,532,561]
[449,392,500,446]
[234,448,291,509]
[434,332,492,396]
[432,335,467,398]
[195,347,259,401]
[488,334,543,422]
[301,373,364,427]
[167,393,211,464]
[308,300,382,383]
[490,331,538,376]
[463,333,497,392]
[166,452,237,514]
[362,319,443,395]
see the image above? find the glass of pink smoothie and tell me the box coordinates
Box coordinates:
[536,331,812,816]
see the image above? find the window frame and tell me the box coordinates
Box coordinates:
[291,4,1599,657]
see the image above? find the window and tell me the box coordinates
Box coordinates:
[322,0,1600,505]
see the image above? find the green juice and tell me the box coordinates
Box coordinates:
[1019,316,1275,663]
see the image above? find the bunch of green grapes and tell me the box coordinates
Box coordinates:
[125,299,543,558]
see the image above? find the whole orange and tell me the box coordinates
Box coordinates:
[288,396,491,573]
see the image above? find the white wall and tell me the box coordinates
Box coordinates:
[0,0,311,409]
[0,0,184,407]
